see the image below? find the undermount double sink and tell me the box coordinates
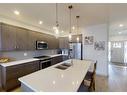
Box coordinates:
[55,63,72,70]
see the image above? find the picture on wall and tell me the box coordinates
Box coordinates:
[84,36,94,45]
[94,41,105,50]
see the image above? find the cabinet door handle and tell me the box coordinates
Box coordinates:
[15,46,17,49]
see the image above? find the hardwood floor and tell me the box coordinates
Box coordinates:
[95,75,108,92]
[10,64,127,92]
[96,64,127,92]
[108,64,127,91]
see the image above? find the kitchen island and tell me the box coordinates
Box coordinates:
[19,59,92,92]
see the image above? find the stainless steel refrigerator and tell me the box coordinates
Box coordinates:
[69,43,82,59]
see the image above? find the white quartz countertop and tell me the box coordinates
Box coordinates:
[19,59,92,92]
[49,54,68,58]
[0,54,68,67]
[0,58,39,67]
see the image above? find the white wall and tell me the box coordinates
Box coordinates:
[82,24,108,76]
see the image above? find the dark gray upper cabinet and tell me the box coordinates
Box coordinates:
[70,34,82,43]
[16,27,29,50]
[0,23,59,51]
[0,23,16,51]
[59,37,69,49]
[28,31,37,50]
[47,35,59,49]
[36,32,43,41]
[59,34,82,49]
[36,32,59,49]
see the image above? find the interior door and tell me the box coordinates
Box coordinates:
[111,41,124,63]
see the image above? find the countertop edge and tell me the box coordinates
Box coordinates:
[0,54,68,67]
[0,58,40,67]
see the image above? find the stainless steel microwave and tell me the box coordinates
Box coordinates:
[36,41,48,50]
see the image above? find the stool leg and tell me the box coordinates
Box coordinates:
[93,79,95,91]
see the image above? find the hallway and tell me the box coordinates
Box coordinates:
[95,64,127,92]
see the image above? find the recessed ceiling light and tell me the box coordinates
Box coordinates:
[14,10,20,15]
[119,24,124,27]
[72,26,75,30]
[39,21,43,24]
[118,32,122,34]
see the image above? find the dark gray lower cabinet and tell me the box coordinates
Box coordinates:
[51,55,68,66]
[62,55,69,61]
[0,66,2,91]
[51,56,62,66]
[1,60,39,91]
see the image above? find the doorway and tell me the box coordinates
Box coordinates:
[109,41,127,66]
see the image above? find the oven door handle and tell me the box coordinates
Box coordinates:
[40,60,51,63]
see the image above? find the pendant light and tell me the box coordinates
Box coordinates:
[53,3,59,38]
[76,16,80,42]
[68,5,73,41]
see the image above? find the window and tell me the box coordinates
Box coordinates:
[113,42,122,48]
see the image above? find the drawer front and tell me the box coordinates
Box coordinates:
[6,64,24,80]
[2,61,39,91]
[3,79,20,91]
[63,55,69,61]
[51,56,63,65]
[22,61,39,75]
[55,56,63,63]
[5,61,39,81]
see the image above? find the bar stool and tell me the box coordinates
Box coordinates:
[84,60,97,91]
[77,80,89,92]
[77,60,97,92]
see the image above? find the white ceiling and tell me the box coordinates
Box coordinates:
[0,3,127,36]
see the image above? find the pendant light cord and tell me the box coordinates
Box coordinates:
[76,16,80,34]
[70,6,71,34]
[68,5,73,34]
[56,3,59,27]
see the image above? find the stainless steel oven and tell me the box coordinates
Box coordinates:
[39,59,51,69]
[34,56,51,70]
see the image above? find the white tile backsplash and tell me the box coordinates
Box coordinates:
[1,50,57,60]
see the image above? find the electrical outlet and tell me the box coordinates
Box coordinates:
[24,52,27,56]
